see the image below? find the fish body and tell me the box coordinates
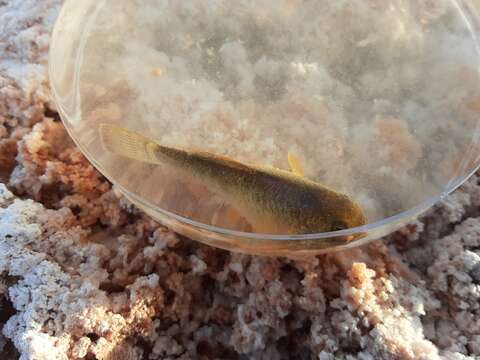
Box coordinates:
[99,124,367,235]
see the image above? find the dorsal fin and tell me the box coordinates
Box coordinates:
[287,151,305,177]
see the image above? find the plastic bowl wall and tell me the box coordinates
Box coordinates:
[50,0,480,255]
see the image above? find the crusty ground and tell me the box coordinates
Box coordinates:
[0,1,479,359]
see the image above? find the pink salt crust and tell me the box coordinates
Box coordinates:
[0,1,479,359]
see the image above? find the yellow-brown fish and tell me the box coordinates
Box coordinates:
[99,123,367,236]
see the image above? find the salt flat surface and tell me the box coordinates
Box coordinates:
[1,1,480,359]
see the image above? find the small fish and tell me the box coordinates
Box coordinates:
[99,123,367,238]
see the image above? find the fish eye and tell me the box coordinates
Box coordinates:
[331,221,348,232]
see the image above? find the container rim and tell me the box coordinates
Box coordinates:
[48,0,480,242]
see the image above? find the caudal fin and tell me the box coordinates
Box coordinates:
[99,123,160,164]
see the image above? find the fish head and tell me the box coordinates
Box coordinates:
[325,194,367,233]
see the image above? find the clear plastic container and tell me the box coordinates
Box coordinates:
[50,0,480,255]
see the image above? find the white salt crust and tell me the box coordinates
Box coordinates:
[1,1,480,359]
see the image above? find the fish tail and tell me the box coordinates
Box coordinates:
[99,123,160,164]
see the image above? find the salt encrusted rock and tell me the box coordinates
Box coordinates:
[2,1,480,359]
[1,178,453,359]
[1,170,479,359]
[0,0,59,136]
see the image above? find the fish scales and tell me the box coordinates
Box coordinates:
[99,123,367,235]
